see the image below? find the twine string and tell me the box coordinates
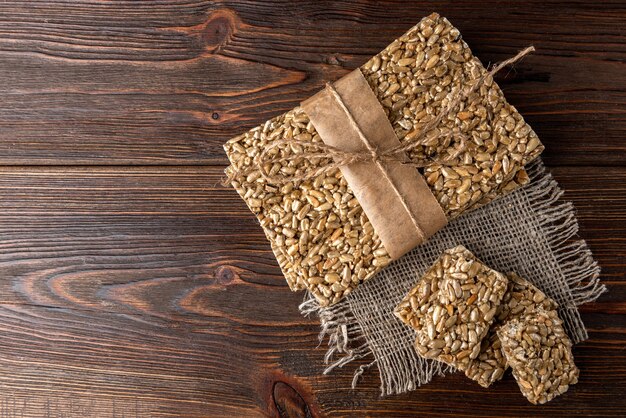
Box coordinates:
[323,81,428,243]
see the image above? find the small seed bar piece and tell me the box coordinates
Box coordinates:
[498,309,579,404]
[465,272,558,387]
[395,245,508,371]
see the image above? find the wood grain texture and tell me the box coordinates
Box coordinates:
[0,1,624,417]
[0,1,624,166]
[0,166,624,417]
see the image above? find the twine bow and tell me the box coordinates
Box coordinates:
[224,46,534,186]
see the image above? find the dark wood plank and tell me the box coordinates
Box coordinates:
[0,303,322,418]
[0,165,623,307]
[0,165,624,416]
[0,305,623,417]
[1,1,625,416]
[0,1,624,165]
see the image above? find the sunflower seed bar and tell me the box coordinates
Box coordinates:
[395,246,508,370]
[498,309,579,404]
[224,12,543,306]
[465,272,558,387]
[360,14,542,216]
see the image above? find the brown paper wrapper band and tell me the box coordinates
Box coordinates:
[301,69,447,260]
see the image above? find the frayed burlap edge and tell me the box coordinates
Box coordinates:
[300,160,606,395]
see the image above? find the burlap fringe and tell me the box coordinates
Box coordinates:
[300,160,606,395]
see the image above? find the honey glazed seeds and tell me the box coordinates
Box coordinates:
[395,245,508,371]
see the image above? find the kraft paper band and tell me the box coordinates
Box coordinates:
[301,69,448,260]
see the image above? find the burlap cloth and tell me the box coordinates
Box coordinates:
[301,159,605,396]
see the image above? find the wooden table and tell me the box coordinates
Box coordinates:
[0,1,624,417]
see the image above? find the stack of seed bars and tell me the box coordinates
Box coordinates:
[223,12,544,307]
[395,246,579,404]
